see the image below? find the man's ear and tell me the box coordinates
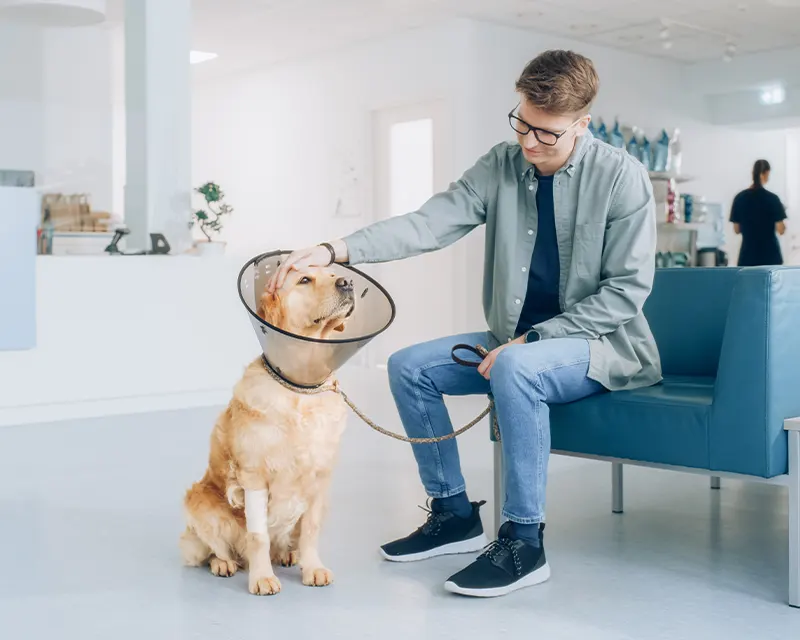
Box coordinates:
[575,114,591,137]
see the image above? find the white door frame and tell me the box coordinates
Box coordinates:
[366,98,460,367]
[785,129,800,265]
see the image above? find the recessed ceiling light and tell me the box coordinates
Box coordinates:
[760,85,786,105]
[190,51,218,65]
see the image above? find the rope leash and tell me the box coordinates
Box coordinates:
[260,345,501,444]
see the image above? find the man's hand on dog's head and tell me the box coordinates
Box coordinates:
[267,241,349,294]
[267,246,328,294]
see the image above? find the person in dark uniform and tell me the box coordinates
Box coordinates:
[730,159,787,266]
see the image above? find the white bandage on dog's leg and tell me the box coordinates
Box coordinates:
[245,489,268,534]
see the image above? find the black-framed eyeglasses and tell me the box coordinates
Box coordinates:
[508,106,582,146]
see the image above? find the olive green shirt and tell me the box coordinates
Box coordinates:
[342,131,662,391]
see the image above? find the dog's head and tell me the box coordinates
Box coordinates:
[257,267,356,339]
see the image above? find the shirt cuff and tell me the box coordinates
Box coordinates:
[341,233,369,265]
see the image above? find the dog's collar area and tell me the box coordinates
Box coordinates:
[260,355,338,394]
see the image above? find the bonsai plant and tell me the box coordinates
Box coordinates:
[192,181,232,254]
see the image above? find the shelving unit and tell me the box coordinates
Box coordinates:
[648,171,694,184]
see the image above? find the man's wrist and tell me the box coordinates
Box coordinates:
[318,239,349,264]
[330,239,349,263]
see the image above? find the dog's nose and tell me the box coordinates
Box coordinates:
[336,277,353,292]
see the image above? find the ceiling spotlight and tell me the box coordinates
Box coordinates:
[662,40,674,50]
[660,26,670,40]
[723,41,736,62]
[760,85,786,105]
[190,50,218,65]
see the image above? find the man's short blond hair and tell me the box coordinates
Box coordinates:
[515,50,599,116]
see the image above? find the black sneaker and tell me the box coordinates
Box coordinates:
[443,521,550,597]
[379,500,489,562]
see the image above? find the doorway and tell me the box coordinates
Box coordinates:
[366,100,461,367]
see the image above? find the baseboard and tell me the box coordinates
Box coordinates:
[0,388,231,428]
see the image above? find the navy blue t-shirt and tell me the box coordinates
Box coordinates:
[515,173,561,336]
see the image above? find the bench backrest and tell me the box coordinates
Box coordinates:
[643,268,741,378]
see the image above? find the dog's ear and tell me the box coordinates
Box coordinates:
[258,291,284,329]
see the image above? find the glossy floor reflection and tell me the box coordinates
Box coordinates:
[0,370,797,639]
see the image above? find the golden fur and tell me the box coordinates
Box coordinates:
[179,266,355,595]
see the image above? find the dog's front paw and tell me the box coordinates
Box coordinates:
[249,575,281,595]
[276,550,299,567]
[209,557,238,577]
[302,567,334,587]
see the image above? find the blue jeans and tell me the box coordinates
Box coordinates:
[388,332,605,525]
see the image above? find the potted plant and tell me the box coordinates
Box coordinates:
[191,181,232,255]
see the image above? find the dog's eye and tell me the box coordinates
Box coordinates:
[298,276,311,285]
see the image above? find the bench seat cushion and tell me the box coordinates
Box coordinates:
[549,375,714,470]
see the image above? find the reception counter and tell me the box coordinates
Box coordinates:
[0,254,260,427]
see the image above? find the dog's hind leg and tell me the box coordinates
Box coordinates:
[183,480,245,578]
[179,527,211,567]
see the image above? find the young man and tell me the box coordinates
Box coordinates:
[269,50,661,597]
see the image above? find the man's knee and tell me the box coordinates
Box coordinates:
[490,345,528,383]
[387,344,421,386]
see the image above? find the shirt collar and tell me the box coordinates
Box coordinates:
[520,129,594,179]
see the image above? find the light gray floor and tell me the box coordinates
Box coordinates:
[1,372,798,639]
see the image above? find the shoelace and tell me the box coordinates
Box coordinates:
[479,538,523,576]
[417,502,448,536]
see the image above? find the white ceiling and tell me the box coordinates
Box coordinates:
[105,0,800,70]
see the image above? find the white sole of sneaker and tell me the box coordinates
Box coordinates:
[379,533,490,563]
[443,561,551,597]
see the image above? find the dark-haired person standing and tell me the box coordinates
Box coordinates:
[731,159,788,266]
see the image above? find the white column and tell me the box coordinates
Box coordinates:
[124,0,191,252]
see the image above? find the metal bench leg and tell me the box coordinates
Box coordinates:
[612,462,624,514]
[711,476,721,490]
[789,429,800,608]
[493,440,504,535]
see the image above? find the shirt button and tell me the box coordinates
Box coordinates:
[515,299,521,305]
[522,267,528,272]
[528,185,534,191]
[528,229,533,235]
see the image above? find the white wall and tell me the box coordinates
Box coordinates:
[191,19,472,259]
[0,24,44,180]
[40,27,114,214]
[0,22,114,213]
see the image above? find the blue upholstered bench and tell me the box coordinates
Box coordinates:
[491,266,800,607]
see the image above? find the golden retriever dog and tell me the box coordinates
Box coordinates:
[179,266,355,595]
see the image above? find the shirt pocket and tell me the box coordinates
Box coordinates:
[573,222,606,279]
